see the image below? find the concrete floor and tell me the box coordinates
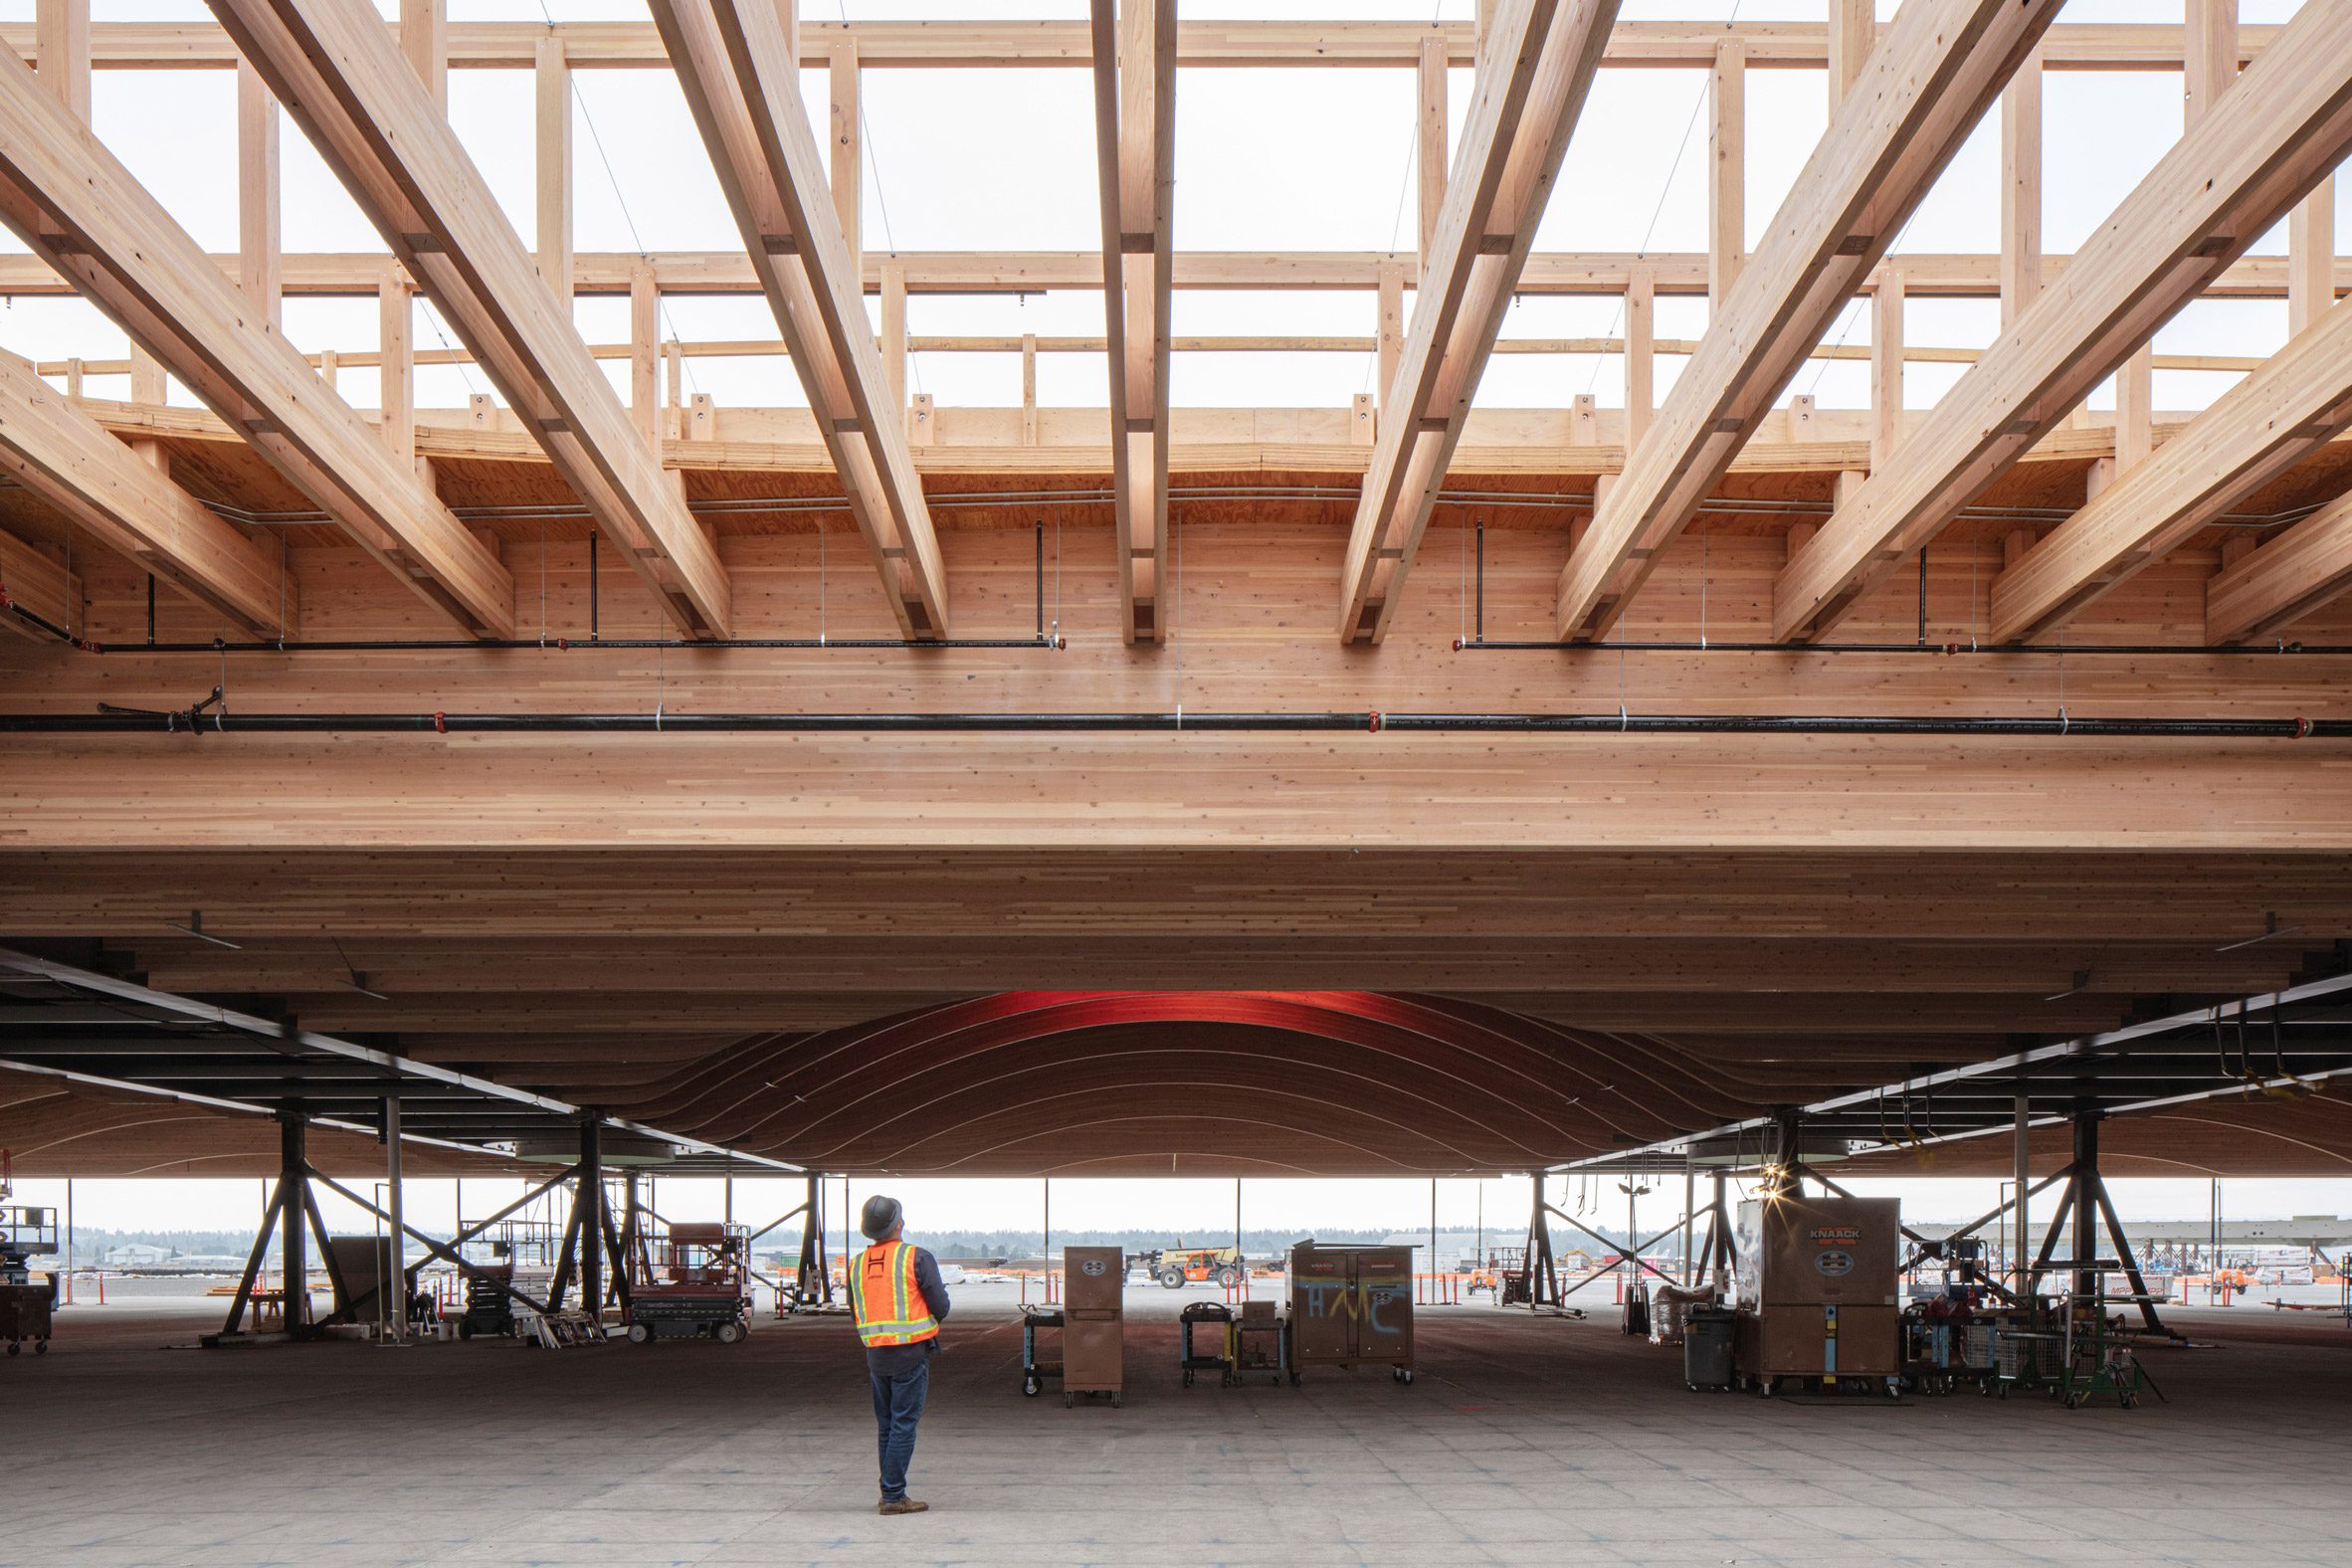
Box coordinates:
[4,1286,2349,1568]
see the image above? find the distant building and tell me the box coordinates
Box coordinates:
[103,1243,174,1267]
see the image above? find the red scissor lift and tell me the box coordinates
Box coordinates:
[624,1222,751,1344]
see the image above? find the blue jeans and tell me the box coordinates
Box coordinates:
[869,1360,929,1501]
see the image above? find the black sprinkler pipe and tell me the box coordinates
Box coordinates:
[0,710,2336,738]
[1453,637,2352,657]
[90,635,1064,654]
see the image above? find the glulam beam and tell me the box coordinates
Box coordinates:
[0,353,294,637]
[1554,0,2062,643]
[0,19,2315,73]
[2206,488,2352,645]
[1339,0,1619,643]
[1774,3,2352,643]
[213,0,732,640]
[649,0,948,637]
[1091,0,1175,643]
[0,45,511,636]
[1991,298,2352,645]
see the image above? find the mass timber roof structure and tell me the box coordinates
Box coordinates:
[5,0,2352,1184]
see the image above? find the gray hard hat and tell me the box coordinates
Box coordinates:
[861,1194,904,1241]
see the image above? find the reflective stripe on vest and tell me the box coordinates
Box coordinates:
[851,1240,939,1348]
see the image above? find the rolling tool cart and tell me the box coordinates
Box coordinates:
[1179,1301,1231,1387]
[0,1202,59,1357]
[1227,1301,1289,1385]
[1019,1305,1064,1399]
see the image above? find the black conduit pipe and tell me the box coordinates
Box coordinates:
[1454,637,2352,657]
[0,710,2335,738]
[90,636,1063,654]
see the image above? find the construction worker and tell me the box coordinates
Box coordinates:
[849,1194,951,1516]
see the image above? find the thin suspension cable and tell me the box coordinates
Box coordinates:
[841,1,919,398]
[1584,0,1747,400]
[533,0,702,397]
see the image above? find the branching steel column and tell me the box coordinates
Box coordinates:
[279,1111,308,1337]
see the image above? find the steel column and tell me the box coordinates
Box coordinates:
[577,1116,603,1318]
[279,1112,308,1335]
[2013,1090,2032,1293]
[2070,1110,2100,1302]
[383,1093,406,1342]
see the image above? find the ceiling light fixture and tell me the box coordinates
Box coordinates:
[163,910,242,951]
[2216,911,2306,953]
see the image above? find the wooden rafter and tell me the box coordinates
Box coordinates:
[2207,490,2352,646]
[0,524,79,641]
[212,0,732,640]
[0,353,294,638]
[1991,297,2352,645]
[1774,2,2352,644]
[1339,0,1619,643]
[649,0,948,638]
[0,45,511,637]
[1091,0,1174,643]
[1554,0,2061,643]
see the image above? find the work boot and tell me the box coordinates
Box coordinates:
[878,1497,930,1516]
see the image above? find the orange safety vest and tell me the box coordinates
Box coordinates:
[850,1240,940,1348]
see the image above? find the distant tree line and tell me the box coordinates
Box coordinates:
[885,1227,1397,1261]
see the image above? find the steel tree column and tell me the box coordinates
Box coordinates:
[577,1116,603,1318]
[279,1111,309,1336]
[2071,1108,2100,1303]
[383,1093,406,1342]
[793,1172,830,1304]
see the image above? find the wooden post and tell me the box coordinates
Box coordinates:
[1417,35,1448,264]
[630,263,660,445]
[1709,39,1745,307]
[1351,391,1375,447]
[1021,331,1039,445]
[379,270,414,466]
[1790,394,1817,441]
[1999,48,2042,330]
[1571,392,1596,446]
[1871,268,1903,469]
[317,348,337,392]
[35,0,91,123]
[687,391,715,441]
[665,338,684,439]
[1376,261,1405,402]
[401,0,447,111]
[237,60,281,330]
[2288,178,2337,336]
[830,42,861,283]
[907,391,934,447]
[535,35,573,309]
[881,262,907,409]
[1827,0,1873,111]
[2114,348,2152,473]
[1625,267,1655,451]
[2184,0,2239,124]
[128,349,166,406]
